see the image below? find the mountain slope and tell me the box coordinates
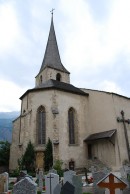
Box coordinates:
[0,112,19,142]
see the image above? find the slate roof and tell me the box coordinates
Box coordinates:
[84,129,116,142]
[39,16,69,75]
[20,79,88,99]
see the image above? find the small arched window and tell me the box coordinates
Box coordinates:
[68,108,75,144]
[37,106,46,144]
[23,110,26,114]
[56,73,61,81]
[40,75,42,84]
[69,160,75,170]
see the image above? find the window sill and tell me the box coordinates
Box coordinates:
[68,144,79,146]
[35,144,46,151]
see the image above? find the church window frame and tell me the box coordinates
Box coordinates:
[69,159,75,170]
[56,73,61,81]
[40,75,42,85]
[68,107,78,145]
[37,105,46,145]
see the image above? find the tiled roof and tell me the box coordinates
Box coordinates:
[39,16,69,74]
[20,79,88,99]
[84,129,116,142]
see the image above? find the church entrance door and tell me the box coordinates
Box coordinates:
[36,151,44,170]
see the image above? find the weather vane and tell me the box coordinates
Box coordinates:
[50,8,55,15]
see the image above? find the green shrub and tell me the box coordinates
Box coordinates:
[28,171,36,177]
[82,193,92,194]
[8,181,15,190]
[37,191,42,194]
[53,160,63,177]
[9,168,20,177]
[0,141,10,166]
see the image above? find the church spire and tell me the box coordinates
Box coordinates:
[39,12,69,74]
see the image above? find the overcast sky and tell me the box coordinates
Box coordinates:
[0,0,130,112]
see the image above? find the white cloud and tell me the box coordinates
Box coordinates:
[0,2,20,53]
[0,0,130,112]
[99,80,122,94]
[103,0,130,60]
[59,0,130,73]
[0,80,28,112]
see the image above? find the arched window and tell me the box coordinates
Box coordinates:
[40,75,42,84]
[69,159,75,170]
[68,108,75,144]
[37,106,46,144]
[56,73,61,81]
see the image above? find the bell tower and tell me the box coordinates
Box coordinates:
[35,13,70,87]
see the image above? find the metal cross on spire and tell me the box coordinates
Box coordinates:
[50,8,55,16]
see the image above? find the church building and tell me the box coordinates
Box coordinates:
[9,15,130,172]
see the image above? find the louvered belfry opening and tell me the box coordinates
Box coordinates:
[68,107,75,144]
[37,106,46,144]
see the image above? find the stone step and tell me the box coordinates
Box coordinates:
[86,159,111,171]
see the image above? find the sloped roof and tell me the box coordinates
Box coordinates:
[39,16,69,75]
[20,79,88,99]
[81,88,130,100]
[84,129,116,142]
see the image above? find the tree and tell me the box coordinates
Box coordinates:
[0,141,10,166]
[21,141,35,172]
[44,138,53,171]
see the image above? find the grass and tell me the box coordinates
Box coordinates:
[9,190,93,194]
[82,193,92,194]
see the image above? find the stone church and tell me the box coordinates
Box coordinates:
[9,15,130,172]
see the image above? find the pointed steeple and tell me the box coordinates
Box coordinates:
[39,14,69,74]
